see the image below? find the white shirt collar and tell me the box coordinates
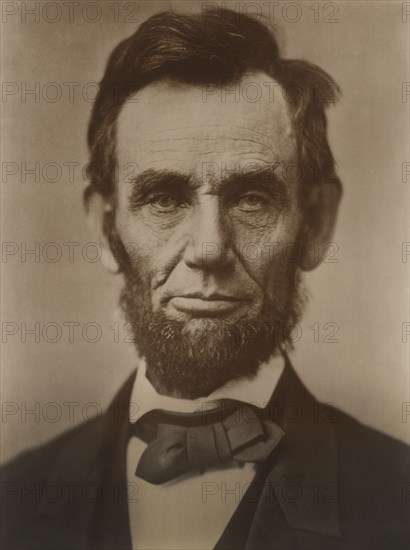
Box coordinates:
[129,353,285,423]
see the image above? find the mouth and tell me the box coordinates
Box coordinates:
[168,293,249,316]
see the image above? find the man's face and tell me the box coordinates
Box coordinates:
[112,72,304,397]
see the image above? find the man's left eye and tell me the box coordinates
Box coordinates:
[234,193,267,211]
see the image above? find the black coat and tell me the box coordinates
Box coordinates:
[2,361,409,549]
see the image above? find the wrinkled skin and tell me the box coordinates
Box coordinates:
[105,73,307,397]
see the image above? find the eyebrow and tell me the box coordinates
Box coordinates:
[220,167,290,207]
[128,170,190,209]
[128,167,290,209]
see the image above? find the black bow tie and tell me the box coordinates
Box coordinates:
[133,402,285,485]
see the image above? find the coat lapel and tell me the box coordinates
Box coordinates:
[244,358,342,549]
[215,357,342,550]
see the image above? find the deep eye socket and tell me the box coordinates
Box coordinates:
[234,192,269,212]
[149,193,184,212]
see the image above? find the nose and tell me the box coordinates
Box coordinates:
[183,197,234,270]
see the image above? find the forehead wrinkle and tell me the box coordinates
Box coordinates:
[134,138,279,168]
[117,85,298,179]
[140,147,275,160]
[142,136,275,149]
[142,142,274,155]
[141,131,284,152]
[142,125,280,142]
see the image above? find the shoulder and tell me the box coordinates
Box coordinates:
[1,420,99,549]
[328,406,409,546]
[1,419,100,483]
[331,406,409,476]
[1,371,136,549]
[1,368,137,482]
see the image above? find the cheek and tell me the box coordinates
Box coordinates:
[115,213,178,289]
[232,216,301,304]
[234,212,300,267]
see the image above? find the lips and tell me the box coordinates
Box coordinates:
[177,292,243,301]
[168,292,249,316]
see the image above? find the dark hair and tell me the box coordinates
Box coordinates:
[85,8,341,207]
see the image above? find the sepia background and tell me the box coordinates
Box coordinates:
[1,0,409,463]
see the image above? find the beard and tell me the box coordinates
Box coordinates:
[108,218,306,398]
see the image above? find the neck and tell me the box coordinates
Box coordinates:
[145,368,226,399]
[145,369,192,399]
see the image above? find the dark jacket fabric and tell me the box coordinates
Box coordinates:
[2,362,409,550]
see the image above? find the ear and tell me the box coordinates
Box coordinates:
[86,193,119,274]
[299,179,342,271]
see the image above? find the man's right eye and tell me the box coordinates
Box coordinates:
[149,194,184,212]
